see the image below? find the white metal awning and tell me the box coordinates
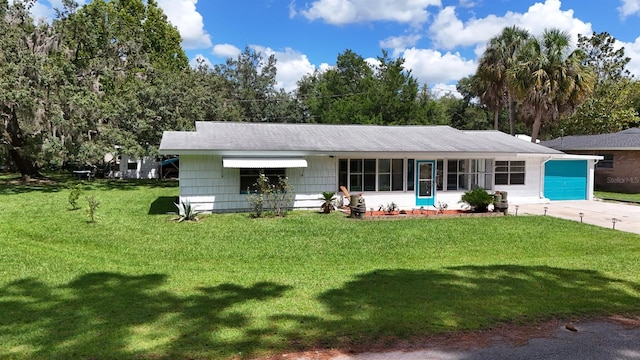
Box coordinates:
[222,157,308,168]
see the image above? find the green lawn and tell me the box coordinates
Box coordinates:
[595,190,640,204]
[1,174,640,359]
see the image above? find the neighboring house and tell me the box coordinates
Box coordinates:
[542,128,640,193]
[159,122,600,213]
[107,155,160,179]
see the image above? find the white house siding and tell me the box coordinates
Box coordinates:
[119,155,159,179]
[178,154,554,213]
[493,156,547,205]
[291,156,337,210]
[178,154,337,213]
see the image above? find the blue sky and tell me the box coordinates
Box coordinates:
[32,0,640,96]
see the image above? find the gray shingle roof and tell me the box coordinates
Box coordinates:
[541,128,640,150]
[159,122,563,155]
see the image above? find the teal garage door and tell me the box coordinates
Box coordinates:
[544,160,587,200]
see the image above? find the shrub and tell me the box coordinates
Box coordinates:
[267,176,294,217]
[460,187,493,212]
[86,195,100,223]
[319,191,336,213]
[246,173,270,218]
[246,173,294,218]
[68,184,83,210]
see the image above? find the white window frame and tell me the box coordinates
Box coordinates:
[339,158,407,192]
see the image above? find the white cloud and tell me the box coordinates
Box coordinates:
[619,0,640,18]
[288,0,297,18]
[429,6,508,50]
[430,83,462,99]
[23,0,88,22]
[299,0,441,26]
[458,0,476,9]
[622,37,640,78]
[156,0,212,49]
[401,48,477,86]
[24,0,212,50]
[213,43,241,59]
[318,63,332,73]
[251,46,317,92]
[380,34,422,57]
[429,0,592,50]
[189,54,213,70]
[365,57,380,69]
[29,1,55,21]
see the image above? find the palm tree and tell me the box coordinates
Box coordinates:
[476,26,531,135]
[510,29,595,142]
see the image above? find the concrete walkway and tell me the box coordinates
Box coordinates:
[514,199,640,235]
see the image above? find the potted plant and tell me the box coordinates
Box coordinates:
[460,187,493,213]
[319,191,336,213]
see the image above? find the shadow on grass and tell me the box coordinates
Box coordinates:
[273,265,640,351]
[100,179,179,191]
[0,173,178,195]
[148,196,179,215]
[0,273,291,359]
[1,266,639,359]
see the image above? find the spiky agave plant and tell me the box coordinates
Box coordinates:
[171,200,202,222]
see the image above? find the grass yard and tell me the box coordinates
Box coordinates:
[1,174,640,359]
[595,190,640,204]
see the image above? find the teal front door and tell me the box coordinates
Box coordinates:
[416,160,435,206]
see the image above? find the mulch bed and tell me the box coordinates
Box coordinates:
[339,208,506,219]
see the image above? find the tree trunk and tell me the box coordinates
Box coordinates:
[3,105,42,179]
[508,95,516,136]
[531,113,542,143]
[9,149,41,179]
[493,109,500,130]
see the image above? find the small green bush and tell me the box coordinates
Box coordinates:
[460,187,493,212]
[246,173,269,218]
[246,173,294,218]
[268,176,294,217]
[86,195,100,223]
[319,191,336,213]
[68,184,84,210]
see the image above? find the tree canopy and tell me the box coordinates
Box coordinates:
[2,6,639,178]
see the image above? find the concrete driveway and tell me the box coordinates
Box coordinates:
[514,200,640,235]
